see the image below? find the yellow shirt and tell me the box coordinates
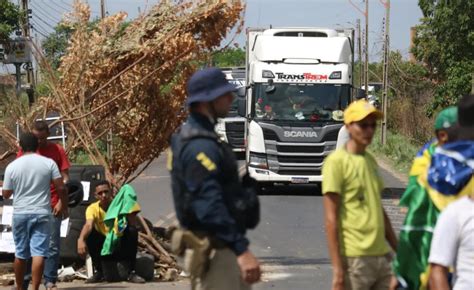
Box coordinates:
[322,149,390,257]
[85,201,109,236]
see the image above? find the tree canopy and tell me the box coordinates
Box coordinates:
[413,0,474,113]
[0,0,20,43]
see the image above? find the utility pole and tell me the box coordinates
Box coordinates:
[100,0,106,19]
[381,0,390,145]
[348,0,369,94]
[364,0,369,96]
[100,0,114,161]
[356,18,363,88]
[21,0,35,104]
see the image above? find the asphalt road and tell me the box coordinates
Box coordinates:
[56,155,406,290]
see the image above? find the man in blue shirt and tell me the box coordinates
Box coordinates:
[169,67,261,290]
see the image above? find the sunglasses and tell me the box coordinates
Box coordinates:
[356,122,377,129]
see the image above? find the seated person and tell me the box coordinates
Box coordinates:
[77,180,145,284]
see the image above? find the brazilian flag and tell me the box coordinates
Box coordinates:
[393,141,474,289]
[101,184,141,256]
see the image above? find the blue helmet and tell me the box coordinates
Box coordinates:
[186,67,238,105]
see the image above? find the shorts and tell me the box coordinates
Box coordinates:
[342,254,393,290]
[12,214,52,260]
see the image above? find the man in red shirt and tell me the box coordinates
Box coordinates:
[19,121,70,290]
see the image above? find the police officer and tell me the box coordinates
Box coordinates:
[169,67,261,290]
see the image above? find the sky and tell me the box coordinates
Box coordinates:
[2,0,423,74]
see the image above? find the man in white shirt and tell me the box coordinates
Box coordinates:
[428,195,474,290]
[2,133,67,290]
[428,94,474,290]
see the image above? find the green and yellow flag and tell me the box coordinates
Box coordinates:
[393,141,439,290]
[101,184,141,256]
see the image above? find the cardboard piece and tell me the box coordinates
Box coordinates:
[1,206,13,226]
[81,181,90,201]
[60,218,70,238]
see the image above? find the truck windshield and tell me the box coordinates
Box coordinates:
[253,83,350,122]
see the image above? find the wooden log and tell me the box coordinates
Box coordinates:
[138,236,162,261]
[139,232,173,261]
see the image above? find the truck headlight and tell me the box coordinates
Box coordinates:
[215,122,225,133]
[249,152,268,169]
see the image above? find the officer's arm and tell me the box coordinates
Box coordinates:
[182,140,249,256]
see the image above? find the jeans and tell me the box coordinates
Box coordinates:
[44,216,62,284]
[23,215,62,289]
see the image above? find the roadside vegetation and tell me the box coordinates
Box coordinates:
[370,130,421,175]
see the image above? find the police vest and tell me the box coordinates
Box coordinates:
[171,123,260,231]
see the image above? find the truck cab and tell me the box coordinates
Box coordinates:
[242,27,354,187]
[215,67,246,155]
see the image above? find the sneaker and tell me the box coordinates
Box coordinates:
[128,272,146,284]
[85,272,104,284]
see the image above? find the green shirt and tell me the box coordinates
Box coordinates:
[322,149,390,257]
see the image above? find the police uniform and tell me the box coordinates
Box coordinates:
[169,68,259,290]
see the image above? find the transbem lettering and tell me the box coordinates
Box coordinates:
[276,72,328,80]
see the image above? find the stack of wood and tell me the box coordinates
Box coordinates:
[137,216,180,281]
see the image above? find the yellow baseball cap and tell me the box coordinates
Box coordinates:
[344,100,383,125]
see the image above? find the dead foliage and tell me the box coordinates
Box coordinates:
[0,0,244,186]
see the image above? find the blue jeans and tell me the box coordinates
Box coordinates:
[23,215,62,288]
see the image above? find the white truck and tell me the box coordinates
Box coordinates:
[215,67,246,154]
[238,27,355,188]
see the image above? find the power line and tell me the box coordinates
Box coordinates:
[32,26,49,38]
[60,0,74,8]
[31,13,56,30]
[30,2,61,25]
[31,19,52,36]
[34,0,66,16]
[50,0,72,11]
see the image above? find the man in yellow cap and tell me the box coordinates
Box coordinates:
[322,100,398,290]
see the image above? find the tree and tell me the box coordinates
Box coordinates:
[212,47,245,67]
[0,0,20,43]
[413,0,474,113]
[42,24,74,69]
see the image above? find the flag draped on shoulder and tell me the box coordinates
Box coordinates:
[426,141,474,210]
[394,140,474,289]
[101,184,141,256]
[393,141,439,290]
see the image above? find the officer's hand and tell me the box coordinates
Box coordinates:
[237,250,261,284]
[77,239,88,259]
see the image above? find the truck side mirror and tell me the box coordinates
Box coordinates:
[236,86,246,99]
[237,99,246,117]
[265,79,276,94]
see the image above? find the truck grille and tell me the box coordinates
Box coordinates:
[276,144,325,154]
[277,169,322,176]
[277,155,325,164]
[321,130,339,142]
[225,121,245,148]
[263,128,279,141]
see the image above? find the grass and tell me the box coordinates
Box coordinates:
[369,129,421,175]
